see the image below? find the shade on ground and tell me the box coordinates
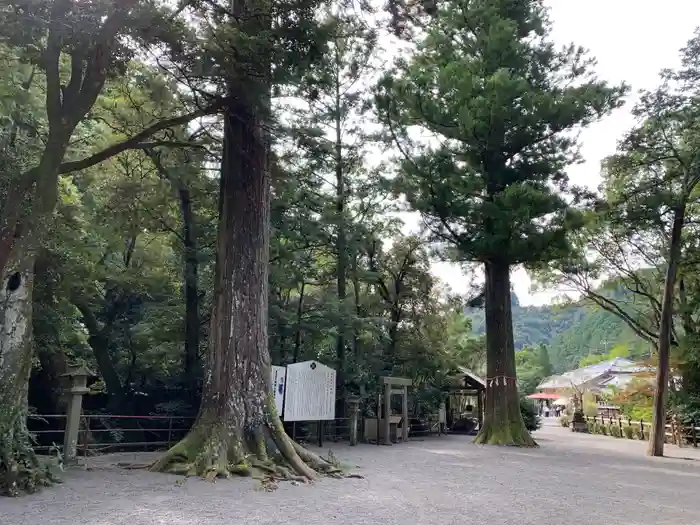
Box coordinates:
[2,423,700,525]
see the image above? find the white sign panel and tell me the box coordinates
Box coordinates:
[270,365,286,415]
[283,361,336,422]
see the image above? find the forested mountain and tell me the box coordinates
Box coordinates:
[465,293,652,373]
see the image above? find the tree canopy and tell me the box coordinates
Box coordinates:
[2,0,700,494]
[376,0,625,445]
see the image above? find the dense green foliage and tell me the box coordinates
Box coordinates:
[0,0,485,429]
[519,398,541,432]
[376,0,625,446]
[3,0,700,491]
[515,344,552,395]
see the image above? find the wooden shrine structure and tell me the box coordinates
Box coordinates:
[445,367,486,432]
[364,376,412,445]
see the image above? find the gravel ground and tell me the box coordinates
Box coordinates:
[2,422,700,525]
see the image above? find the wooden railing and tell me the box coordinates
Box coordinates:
[28,413,197,455]
[580,415,700,447]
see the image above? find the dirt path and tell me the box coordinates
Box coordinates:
[2,427,700,525]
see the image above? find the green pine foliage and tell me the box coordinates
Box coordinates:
[376,0,626,446]
[378,0,627,269]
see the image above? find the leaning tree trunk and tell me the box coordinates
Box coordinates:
[473,260,536,447]
[0,247,55,495]
[648,206,685,457]
[150,99,336,480]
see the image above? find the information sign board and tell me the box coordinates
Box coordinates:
[283,361,336,422]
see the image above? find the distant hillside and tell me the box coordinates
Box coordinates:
[465,292,652,373]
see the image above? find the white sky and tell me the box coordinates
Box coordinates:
[409,0,700,306]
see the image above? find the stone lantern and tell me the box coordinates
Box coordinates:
[347,395,361,446]
[61,365,91,465]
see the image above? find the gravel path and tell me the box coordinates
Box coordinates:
[2,424,700,525]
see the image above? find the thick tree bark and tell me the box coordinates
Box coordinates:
[151,100,336,480]
[648,206,685,457]
[0,248,56,495]
[473,260,536,446]
[0,143,69,497]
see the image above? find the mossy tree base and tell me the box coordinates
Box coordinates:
[473,420,538,447]
[150,398,342,485]
[0,410,59,496]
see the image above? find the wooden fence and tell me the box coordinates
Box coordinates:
[581,415,700,447]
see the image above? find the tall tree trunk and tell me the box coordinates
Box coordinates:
[31,253,69,416]
[293,281,305,364]
[648,206,685,457]
[71,297,125,409]
[179,187,201,400]
[334,77,347,419]
[351,254,361,358]
[150,84,334,479]
[387,306,401,360]
[473,260,536,446]
[0,141,69,495]
[0,247,55,495]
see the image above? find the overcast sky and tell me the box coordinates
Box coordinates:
[414,0,700,306]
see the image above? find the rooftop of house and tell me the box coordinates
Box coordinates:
[536,357,651,390]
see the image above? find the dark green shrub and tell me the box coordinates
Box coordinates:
[520,398,541,432]
[609,424,621,438]
[622,425,634,439]
[587,421,595,433]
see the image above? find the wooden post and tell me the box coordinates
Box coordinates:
[347,396,360,446]
[383,381,391,445]
[640,419,645,441]
[402,385,409,442]
[166,416,174,445]
[438,401,446,436]
[476,391,483,428]
[61,366,90,465]
[80,415,88,456]
[376,392,381,445]
[692,419,697,447]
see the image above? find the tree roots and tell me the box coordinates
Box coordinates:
[150,397,343,487]
[473,420,539,447]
